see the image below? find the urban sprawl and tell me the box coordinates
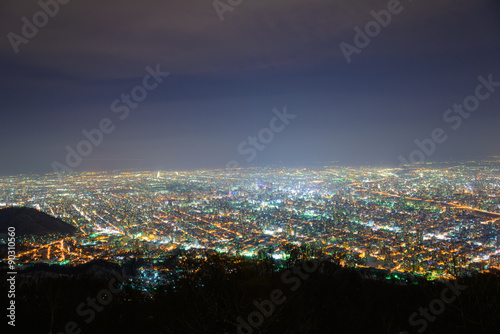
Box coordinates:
[1,161,500,287]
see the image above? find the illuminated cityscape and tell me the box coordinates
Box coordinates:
[2,160,500,283]
[2,0,500,332]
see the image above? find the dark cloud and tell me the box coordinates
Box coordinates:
[1,0,487,77]
[0,0,499,174]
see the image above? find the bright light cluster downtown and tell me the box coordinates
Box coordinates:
[1,160,500,287]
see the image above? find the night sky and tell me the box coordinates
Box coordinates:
[1,0,499,175]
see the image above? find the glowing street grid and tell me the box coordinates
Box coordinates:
[1,161,500,284]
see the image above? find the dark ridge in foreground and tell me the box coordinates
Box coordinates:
[3,254,499,334]
[0,206,78,236]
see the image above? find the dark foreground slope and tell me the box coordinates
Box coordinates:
[0,206,77,236]
[3,255,499,334]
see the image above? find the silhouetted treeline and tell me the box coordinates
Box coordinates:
[3,254,499,334]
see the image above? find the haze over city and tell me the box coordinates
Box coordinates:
[1,0,499,175]
[1,1,500,334]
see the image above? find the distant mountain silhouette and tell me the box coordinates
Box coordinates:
[0,207,77,236]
